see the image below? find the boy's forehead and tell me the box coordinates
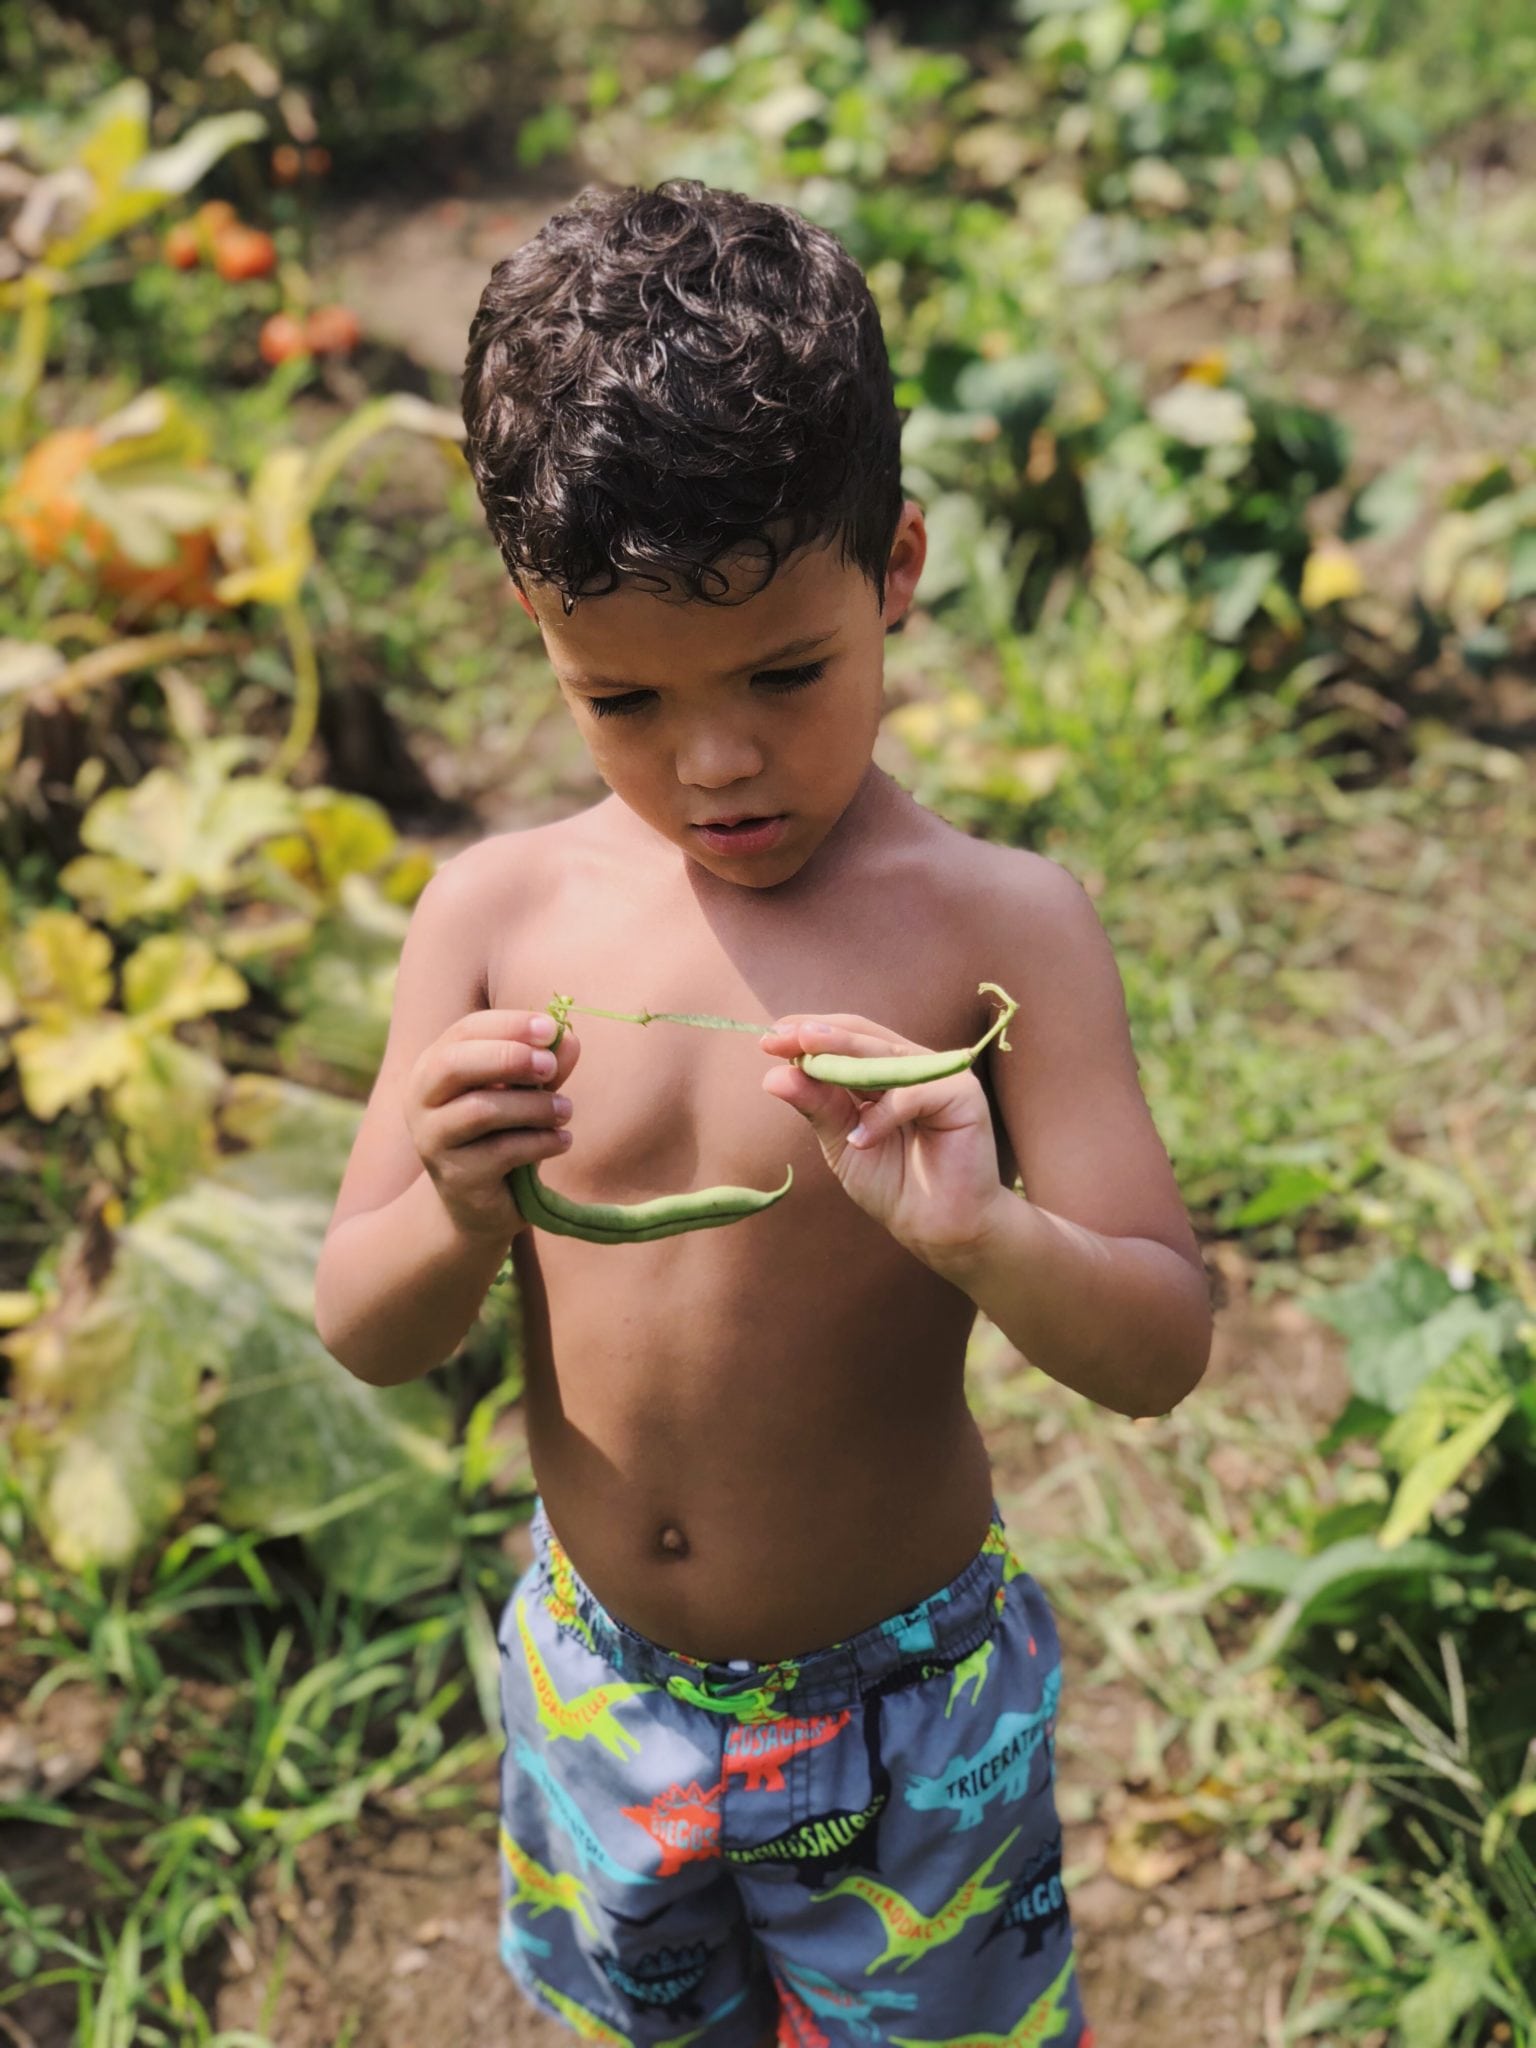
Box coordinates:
[521,537,861,678]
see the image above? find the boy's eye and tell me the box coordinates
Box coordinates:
[585,661,827,720]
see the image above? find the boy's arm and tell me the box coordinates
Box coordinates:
[937,853,1212,1419]
[314,847,519,1388]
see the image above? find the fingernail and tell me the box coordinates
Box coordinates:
[848,1122,869,1147]
[532,1050,557,1077]
[551,1095,572,1117]
[529,1014,557,1044]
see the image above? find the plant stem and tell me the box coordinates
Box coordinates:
[271,597,319,782]
[558,1000,768,1034]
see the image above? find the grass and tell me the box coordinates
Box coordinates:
[0,1441,530,2046]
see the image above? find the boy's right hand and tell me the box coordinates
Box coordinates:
[404,1010,580,1241]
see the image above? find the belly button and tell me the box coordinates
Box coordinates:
[658,1523,690,1559]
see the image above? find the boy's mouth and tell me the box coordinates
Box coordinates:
[692,814,789,853]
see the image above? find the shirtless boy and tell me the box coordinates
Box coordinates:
[314,177,1212,2048]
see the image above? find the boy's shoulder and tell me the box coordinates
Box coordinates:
[428,799,1101,971]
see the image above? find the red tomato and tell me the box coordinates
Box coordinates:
[213,226,278,282]
[260,312,311,365]
[304,304,362,355]
[163,222,200,269]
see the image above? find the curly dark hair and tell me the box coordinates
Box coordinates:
[460,178,907,617]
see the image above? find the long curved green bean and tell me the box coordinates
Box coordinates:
[508,1160,794,1244]
[795,981,1018,1091]
[505,996,794,1246]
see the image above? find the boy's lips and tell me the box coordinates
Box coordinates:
[692,814,789,854]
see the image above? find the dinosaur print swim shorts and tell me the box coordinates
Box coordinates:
[495,1497,1093,2048]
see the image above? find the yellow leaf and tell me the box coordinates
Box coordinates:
[121,932,248,1026]
[15,910,114,1013]
[1300,543,1364,608]
[12,1010,142,1121]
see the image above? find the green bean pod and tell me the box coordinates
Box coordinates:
[796,980,1019,1092]
[508,1160,794,1244]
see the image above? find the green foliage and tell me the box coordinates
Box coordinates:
[1018,0,1412,213]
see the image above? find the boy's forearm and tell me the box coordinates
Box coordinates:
[314,1170,515,1387]
[926,1192,1212,1419]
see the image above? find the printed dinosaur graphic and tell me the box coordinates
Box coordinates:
[975,1829,1069,1959]
[980,1525,1026,1583]
[724,1789,889,1881]
[542,1535,600,1654]
[656,1985,751,2048]
[500,1824,596,1939]
[517,1596,655,1758]
[727,1700,891,1883]
[526,1977,631,2047]
[599,1939,716,2018]
[890,1949,1079,2047]
[776,1959,919,2041]
[514,1736,654,1886]
[499,1918,552,1965]
[811,1827,1021,1973]
[722,1709,851,1792]
[621,1778,723,1877]
[775,1980,831,2048]
[945,1638,994,1717]
[878,1585,956,1657]
[905,1667,1061,1830]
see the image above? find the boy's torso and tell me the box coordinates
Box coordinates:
[481,772,1038,1662]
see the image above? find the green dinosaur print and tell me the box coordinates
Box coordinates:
[945,1638,994,1717]
[812,1827,1021,1973]
[517,1597,655,1757]
[890,1949,1078,2046]
[499,1824,596,1939]
[527,1976,631,2046]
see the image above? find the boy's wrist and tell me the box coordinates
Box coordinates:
[907,1184,1027,1289]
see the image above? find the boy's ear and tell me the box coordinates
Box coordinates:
[511,581,537,624]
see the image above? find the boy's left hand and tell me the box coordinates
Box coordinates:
[759,1013,1007,1268]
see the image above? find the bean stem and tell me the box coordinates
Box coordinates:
[551,996,768,1034]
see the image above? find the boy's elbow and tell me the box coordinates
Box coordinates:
[1127,1281,1213,1418]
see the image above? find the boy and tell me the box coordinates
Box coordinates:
[314,178,1211,2048]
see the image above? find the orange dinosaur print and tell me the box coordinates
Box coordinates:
[722,1710,852,1792]
[775,1980,831,2048]
[622,1779,723,1878]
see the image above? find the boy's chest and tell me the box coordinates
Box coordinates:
[485,861,1012,1198]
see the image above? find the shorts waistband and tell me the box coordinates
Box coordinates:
[524,1497,1016,1721]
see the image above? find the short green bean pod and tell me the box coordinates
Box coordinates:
[506,997,794,1247]
[795,981,1018,1091]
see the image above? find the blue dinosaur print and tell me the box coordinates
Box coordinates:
[500,1918,552,1965]
[515,1736,654,1886]
[778,1959,920,2041]
[878,1586,955,1657]
[904,1666,1061,1830]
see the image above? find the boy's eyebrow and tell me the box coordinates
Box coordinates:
[573,630,839,690]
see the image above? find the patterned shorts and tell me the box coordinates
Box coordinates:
[495,1497,1093,2048]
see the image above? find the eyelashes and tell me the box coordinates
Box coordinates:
[585,661,828,720]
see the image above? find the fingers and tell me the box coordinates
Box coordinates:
[420,1016,581,1107]
[758,1014,917,1063]
[439,1082,573,1147]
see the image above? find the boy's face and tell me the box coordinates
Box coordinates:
[513,503,926,889]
